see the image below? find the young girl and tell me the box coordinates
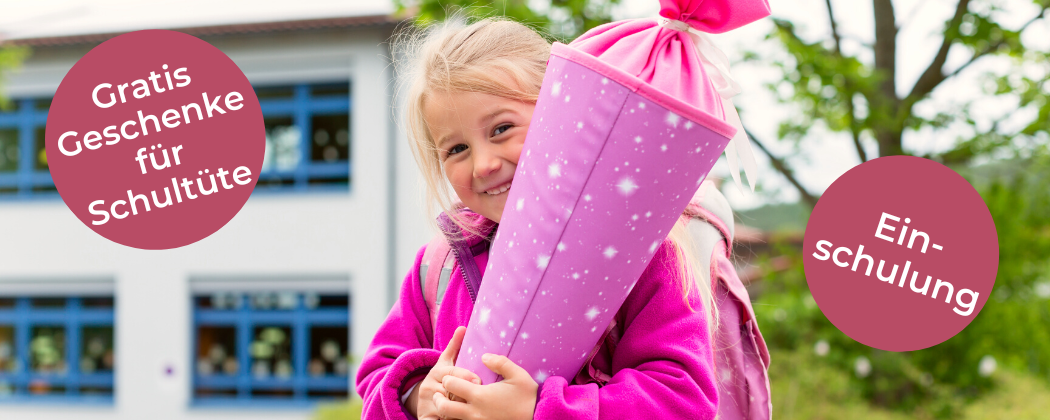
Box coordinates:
[356,18,720,420]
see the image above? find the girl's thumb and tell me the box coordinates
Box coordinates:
[481,353,529,380]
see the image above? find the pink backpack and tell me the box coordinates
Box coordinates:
[419,183,771,419]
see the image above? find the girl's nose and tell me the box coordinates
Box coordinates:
[473,147,502,179]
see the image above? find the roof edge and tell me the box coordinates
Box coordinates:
[2,14,404,48]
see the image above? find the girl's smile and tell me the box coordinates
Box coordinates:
[484,181,512,195]
[424,89,535,223]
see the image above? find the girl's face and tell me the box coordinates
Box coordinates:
[425,90,535,223]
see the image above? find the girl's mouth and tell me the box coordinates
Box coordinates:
[484,181,512,195]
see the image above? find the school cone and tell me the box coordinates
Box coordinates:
[455,0,771,385]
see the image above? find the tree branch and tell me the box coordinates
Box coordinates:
[826,0,867,162]
[872,0,899,103]
[745,128,819,208]
[944,7,1049,82]
[825,0,843,55]
[906,0,971,101]
[850,125,868,162]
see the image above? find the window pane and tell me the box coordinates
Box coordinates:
[30,326,66,374]
[250,326,292,379]
[31,297,65,308]
[81,326,114,373]
[308,389,348,399]
[0,298,14,308]
[34,98,52,111]
[196,388,237,399]
[304,293,349,309]
[28,381,65,395]
[0,326,15,373]
[252,388,294,398]
[80,386,113,396]
[197,326,237,377]
[249,292,296,310]
[312,82,349,97]
[255,85,295,100]
[83,296,115,308]
[263,117,301,172]
[0,128,18,173]
[35,127,47,170]
[311,114,349,163]
[309,327,348,377]
[196,292,242,310]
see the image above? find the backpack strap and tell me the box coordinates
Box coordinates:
[419,210,497,341]
[420,235,456,339]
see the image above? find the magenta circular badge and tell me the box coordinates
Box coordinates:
[803,156,998,351]
[46,30,264,250]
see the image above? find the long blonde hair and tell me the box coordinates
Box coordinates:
[393,17,718,329]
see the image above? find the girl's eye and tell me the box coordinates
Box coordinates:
[447,144,468,157]
[493,124,512,136]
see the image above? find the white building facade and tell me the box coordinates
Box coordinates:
[0,2,431,419]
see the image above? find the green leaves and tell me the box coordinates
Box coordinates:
[757,1,1050,169]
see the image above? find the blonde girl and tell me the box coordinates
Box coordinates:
[357,17,720,420]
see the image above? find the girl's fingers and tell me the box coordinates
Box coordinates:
[438,326,467,364]
[441,375,481,401]
[440,366,481,384]
[481,353,531,382]
[433,389,475,420]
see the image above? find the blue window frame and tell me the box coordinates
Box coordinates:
[0,98,52,197]
[252,82,352,192]
[192,292,350,407]
[0,82,351,198]
[0,296,116,403]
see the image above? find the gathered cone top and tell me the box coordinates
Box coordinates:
[567,0,771,190]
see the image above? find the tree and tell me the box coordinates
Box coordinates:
[753,0,1050,207]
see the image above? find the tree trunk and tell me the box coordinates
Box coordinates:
[876,128,904,157]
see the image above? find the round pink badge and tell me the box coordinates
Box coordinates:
[46,30,264,250]
[803,156,998,351]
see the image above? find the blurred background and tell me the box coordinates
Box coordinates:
[1,0,1048,419]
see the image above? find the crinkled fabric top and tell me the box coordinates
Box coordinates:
[568,0,770,117]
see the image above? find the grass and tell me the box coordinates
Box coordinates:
[768,345,1050,420]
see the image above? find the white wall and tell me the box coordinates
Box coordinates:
[0,25,432,420]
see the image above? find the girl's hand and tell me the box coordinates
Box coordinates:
[408,326,482,420]
[433,353,538,420]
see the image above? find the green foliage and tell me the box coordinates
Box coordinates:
[752,158,1050,417]
[763,19,880,145]
[314,398,363,420]
[754,0,1050,166]
[392,0,621,42]
[768,346,1050,420]
[0,44,31,110]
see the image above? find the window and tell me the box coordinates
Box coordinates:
[0,296,116,403]
[0,98,52,197]
[192,291,350,406]
[256,83,351,191]
[0,82,351,198]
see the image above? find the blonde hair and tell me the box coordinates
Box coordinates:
[394,17,718,330]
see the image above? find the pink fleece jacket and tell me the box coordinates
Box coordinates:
[356,231,718,420]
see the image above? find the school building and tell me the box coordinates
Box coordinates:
[0,1,434,419]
